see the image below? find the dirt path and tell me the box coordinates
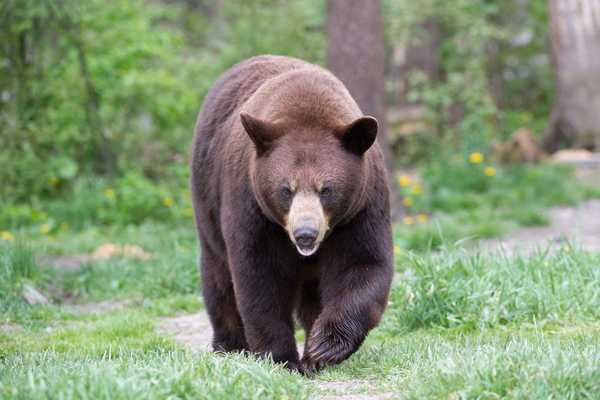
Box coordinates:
[482,199,600,253]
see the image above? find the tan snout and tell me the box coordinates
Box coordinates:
[286,192,329,256]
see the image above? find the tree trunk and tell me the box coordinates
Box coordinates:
[544,0,600,151]
[327,0,399,214]
[327,0,390,166]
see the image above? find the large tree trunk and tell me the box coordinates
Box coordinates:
[327,0,390,168]
[544,0,600,151]
[327,0,398,213]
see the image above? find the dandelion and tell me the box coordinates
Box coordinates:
[402,197,414,207]
[40,224,51,234]
[397,174,411,187]
[1,231,14,241]
[416,213,429,223]
[104,188,115,199]
[468,151,484,164]
[162,196,174,208]
[410,184,423,195]
[403,216,414,225]
[484,166,496,177]
[394,245,401,255]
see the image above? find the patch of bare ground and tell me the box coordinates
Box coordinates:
[156,312,213,351]
[482,199,600,253]
[0,323,23,334]
[316,380,397,399]
[38,243,152,270]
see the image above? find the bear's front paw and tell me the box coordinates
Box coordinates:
[303,324,362,371]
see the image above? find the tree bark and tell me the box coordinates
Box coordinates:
[327,0,390,166]
[544,0,600,151]
[327,0,399,214]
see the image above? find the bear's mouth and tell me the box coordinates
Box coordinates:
[295,241,320,257]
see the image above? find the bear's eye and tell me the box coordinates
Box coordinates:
[280,186,293,201]
[319,186,333,198]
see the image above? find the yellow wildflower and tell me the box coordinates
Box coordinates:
[49,176,59,186]
[402,197,414,207]
[403,216,414,225]
[40,224,51,234]
[104,188,115,199]
[416,213,429,223]
[162,196,174,208]
[397,174,411,187]
[411,184,423,195]
[469,152,484,164]
[484,166,496,177]
[394,245,401,255]
[1,231,14,241]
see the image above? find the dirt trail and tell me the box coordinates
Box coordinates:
[482,199,600,253]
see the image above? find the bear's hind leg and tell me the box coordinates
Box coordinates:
[200,247,248,352]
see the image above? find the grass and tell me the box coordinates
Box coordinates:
[1,220,599,399]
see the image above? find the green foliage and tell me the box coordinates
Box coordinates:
[0,0,325,207]
[385,0,552,165]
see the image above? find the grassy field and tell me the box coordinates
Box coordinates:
[1,218,599,399]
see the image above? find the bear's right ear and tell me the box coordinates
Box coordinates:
[336,116,379,156]
[240,113,282,155]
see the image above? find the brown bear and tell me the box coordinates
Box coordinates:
[190,55,393,374]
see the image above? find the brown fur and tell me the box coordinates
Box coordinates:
[190,55,393,373]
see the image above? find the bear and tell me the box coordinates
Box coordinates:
[190,55,393,374]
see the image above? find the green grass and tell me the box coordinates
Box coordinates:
[1,223,599,399]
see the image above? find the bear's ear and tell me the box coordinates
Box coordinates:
[240,113,282,154]
[337,116,378,155]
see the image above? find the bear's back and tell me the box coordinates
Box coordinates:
[195,55,311,145]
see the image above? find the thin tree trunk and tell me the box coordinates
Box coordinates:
[72,34,114,175]
[544,0,600,151]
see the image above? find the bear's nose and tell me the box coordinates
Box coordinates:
[293,227,318,249]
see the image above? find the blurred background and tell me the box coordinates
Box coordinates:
[2,0,600,240]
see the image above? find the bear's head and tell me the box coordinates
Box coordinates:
[241,112,378,256]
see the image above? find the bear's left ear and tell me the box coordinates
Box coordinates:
[336,116,379,155]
